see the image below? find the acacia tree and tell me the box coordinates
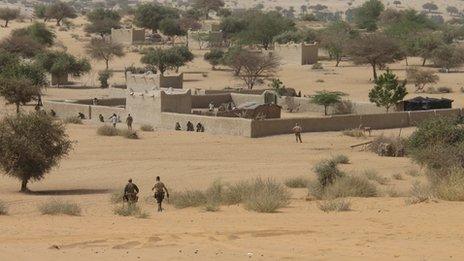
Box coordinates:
[431,44,464,72]
[353,0,384,31]
[0,34,45,59]
[422,2,438,13]
[223,46,248,76]
[45,1,77,26]
[0,62,47,113]
[238,52,280,89]
[85,38,124,70]
[416,32,444,66]
[84,8,121,38]
[0,7,20,27]
[346,32,403,80]
[408,68,439,92]
[193,0,225,19]
[134,3,179,33]
[311,91,346,115]
[159,18,187,43]
[0,112,73,192]
[204,48,224,69]
[320,21,354,67]
[34,51,91,87]
[368,70,407,112]
[141,47,192,75]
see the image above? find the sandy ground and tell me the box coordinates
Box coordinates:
[2,6,464,260]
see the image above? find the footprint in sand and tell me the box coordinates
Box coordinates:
[112,241,141,249]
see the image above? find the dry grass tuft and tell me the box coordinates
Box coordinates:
[318,199,351,212]
[38,199,81,216]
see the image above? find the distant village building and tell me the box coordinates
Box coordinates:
[111,28,145,45]
[272,43,319,65]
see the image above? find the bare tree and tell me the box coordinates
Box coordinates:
[238,52,280,89]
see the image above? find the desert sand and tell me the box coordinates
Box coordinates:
[2,2,464,260]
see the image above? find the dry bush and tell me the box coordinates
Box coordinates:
[324,176,377,199]
[140,124,154,132]
[170,190,207,209]
[222,181,251,205]
[383,186,406,197]
[406,182,434,205]
[368,135,406,157]
[284,176,310,188]
[362,169,389,185]
[118,129,139,139]
[204,202,220,212]
[0,200,8,215]
[97,125,118,136]
[342,128,365,138]
[63,116,82,124]
[110,190,124,204]
[318,199,351,212]
[433,168,464,201]
[38,199,81,216]
[312,63,323,70]
[114,204,149,218]
[313,159,344,187]
[332,154,350,164]
[392,173,404,180]
[244,178,291,213]
[334,100,354,115]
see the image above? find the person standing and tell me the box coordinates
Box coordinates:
[126,114,133,131]
[109,113,118,128]
[292,123,303,143]
[152,176,169,212]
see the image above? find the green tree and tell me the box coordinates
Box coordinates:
[416,32,444,66]
[85,38,124,70]
[34,4,49,22]
[0,112,73,192]
[159,18,187,42]
[84,8,121,38]
[141,47,191,75]
[45,1,77,26]
[268,78,286,97]
[353,0,384,31]
[204,48,224,69]
[346,32,403,80]
[0,34,45,59]
[12,22,56,46]
[368,70,407,112]
[193,0,225,19]
[0,62,46,113]
[134,3,179,33]
[35,51,91,87]
[237,11,295,50]
[311,91,346,115]
[0,7,20,27]
[422,2,438,13]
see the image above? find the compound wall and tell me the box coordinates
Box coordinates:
[231,93,264,107]
[160,112,253,137]
[272,43,318,65]
[111,28,145,45]
[191,94,232,108]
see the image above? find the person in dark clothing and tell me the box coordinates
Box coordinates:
[196,123,204,132]
[123,178,139,204]
[152,176,169,212]
[78,112,85,119]
[99,114,104,122]
[175,122,181,130]
[186,121,194,131]
[50,109,56,117]
[126,114,133,130]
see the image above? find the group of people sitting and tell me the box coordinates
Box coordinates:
[123,177,169,212]
[175,121,205,132]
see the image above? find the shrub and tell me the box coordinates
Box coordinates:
[362,169,389,185]
[244,178,291,213]
[97,125,118,136]
[110,190,124,204]
[406,181,433,204]
[369,135,406,157]
[204,202,220,212]
[0,200,8,215]
[324,175,377,199]
[332,154,350,164]
[437,86,452,93]
[98,70,112,88]
[312,63,323,70]
[334,100,354,115]
[383,186,405,197]
[284,176,310,188]
[118,129,139,139]
[392,173,404,180]
[38,199,81,216]
[114,204,149,218]
[170,190,206,209]
[313,159,344,187]
[342,128,365,138]
[433,168,464,201]
[63,116,82,124]
[222,181,250,205]
[140,124,154,132]
[318,199,351,212]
